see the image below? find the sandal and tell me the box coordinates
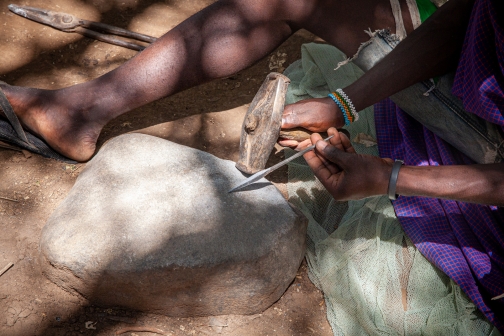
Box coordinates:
[0,81,75,162]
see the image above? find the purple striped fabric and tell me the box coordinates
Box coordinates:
[374,0,504,331]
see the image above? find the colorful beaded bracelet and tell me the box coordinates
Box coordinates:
[332,92,354,123]
[328,93,350,125]
[335,89,359,122]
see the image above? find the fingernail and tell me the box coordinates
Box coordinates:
[316,140,328,150]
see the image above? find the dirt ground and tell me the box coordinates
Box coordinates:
[0,0,334,335]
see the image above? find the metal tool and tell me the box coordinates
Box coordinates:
[8,4,157,51]
[229,135,334,193]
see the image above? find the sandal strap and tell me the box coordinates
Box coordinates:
[0,83,36,149]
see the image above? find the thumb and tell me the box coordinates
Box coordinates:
[316,140,353,168]
[281,113,300,129]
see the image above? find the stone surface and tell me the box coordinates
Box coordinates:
[39,134,307,317]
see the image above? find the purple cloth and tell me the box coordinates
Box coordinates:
[374,0,504,331]
[452,0,504,130]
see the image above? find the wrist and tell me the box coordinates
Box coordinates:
[327,91,358,126]
[376,158,395,197]
[322,96,345,128]
[387,160,404,200]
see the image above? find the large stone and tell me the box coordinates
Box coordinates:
[39,134,307,316]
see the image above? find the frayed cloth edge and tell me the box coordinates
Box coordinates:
[334,29,401,71]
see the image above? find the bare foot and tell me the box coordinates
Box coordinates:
[0,83,103,162]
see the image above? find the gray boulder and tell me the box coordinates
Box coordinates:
[39,134,307,316]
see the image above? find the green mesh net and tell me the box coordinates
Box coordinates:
[284,42,501,336]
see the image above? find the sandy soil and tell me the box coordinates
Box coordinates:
[0,0,333,335]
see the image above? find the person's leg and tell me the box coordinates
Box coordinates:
[1,0,401,161]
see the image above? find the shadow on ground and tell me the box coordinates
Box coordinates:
[0,0,333,335]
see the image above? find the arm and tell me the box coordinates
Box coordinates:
[345,0,475,111]
[305,129,504,206]
[293,0,504,206]
[395,164,504,206]
[282,0,476,131]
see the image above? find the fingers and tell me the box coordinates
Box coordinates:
[309,132,324,144]
[338,130,356,154]
[315,134,355,172]
[295,138,313,151]
[325,127,356,154]
[278,138,313,151]
[309,133,340,175]
[327,128,344,150]
[281,104,302,129]
[303,145,335,183]
[277,139,300,148]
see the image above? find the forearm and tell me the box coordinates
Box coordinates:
[395,164,504,206]
[345,0,475,111]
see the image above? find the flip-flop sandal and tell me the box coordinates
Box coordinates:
[0,81,76,163]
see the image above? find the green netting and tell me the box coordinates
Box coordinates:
[284,42,501,336]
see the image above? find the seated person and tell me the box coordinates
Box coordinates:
[1,0,503,331]
[0,0,428,162]
[293,0,504,330]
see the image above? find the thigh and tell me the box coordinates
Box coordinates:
[226,0,409,57]
[280,0,409,56]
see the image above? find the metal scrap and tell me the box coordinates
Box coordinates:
[0,262,14,277]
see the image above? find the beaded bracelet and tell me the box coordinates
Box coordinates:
[335,88,359,122]
[331,92,354,123]
[328,93,350,125]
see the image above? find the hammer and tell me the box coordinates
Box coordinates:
[235,72,328,174]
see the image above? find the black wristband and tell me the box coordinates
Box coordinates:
[387,160,404,200]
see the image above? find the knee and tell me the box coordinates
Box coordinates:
[222,0,314,22]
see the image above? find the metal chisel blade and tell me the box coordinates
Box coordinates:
[229,135,333,193]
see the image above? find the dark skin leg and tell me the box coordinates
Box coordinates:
[0,0,401,161]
